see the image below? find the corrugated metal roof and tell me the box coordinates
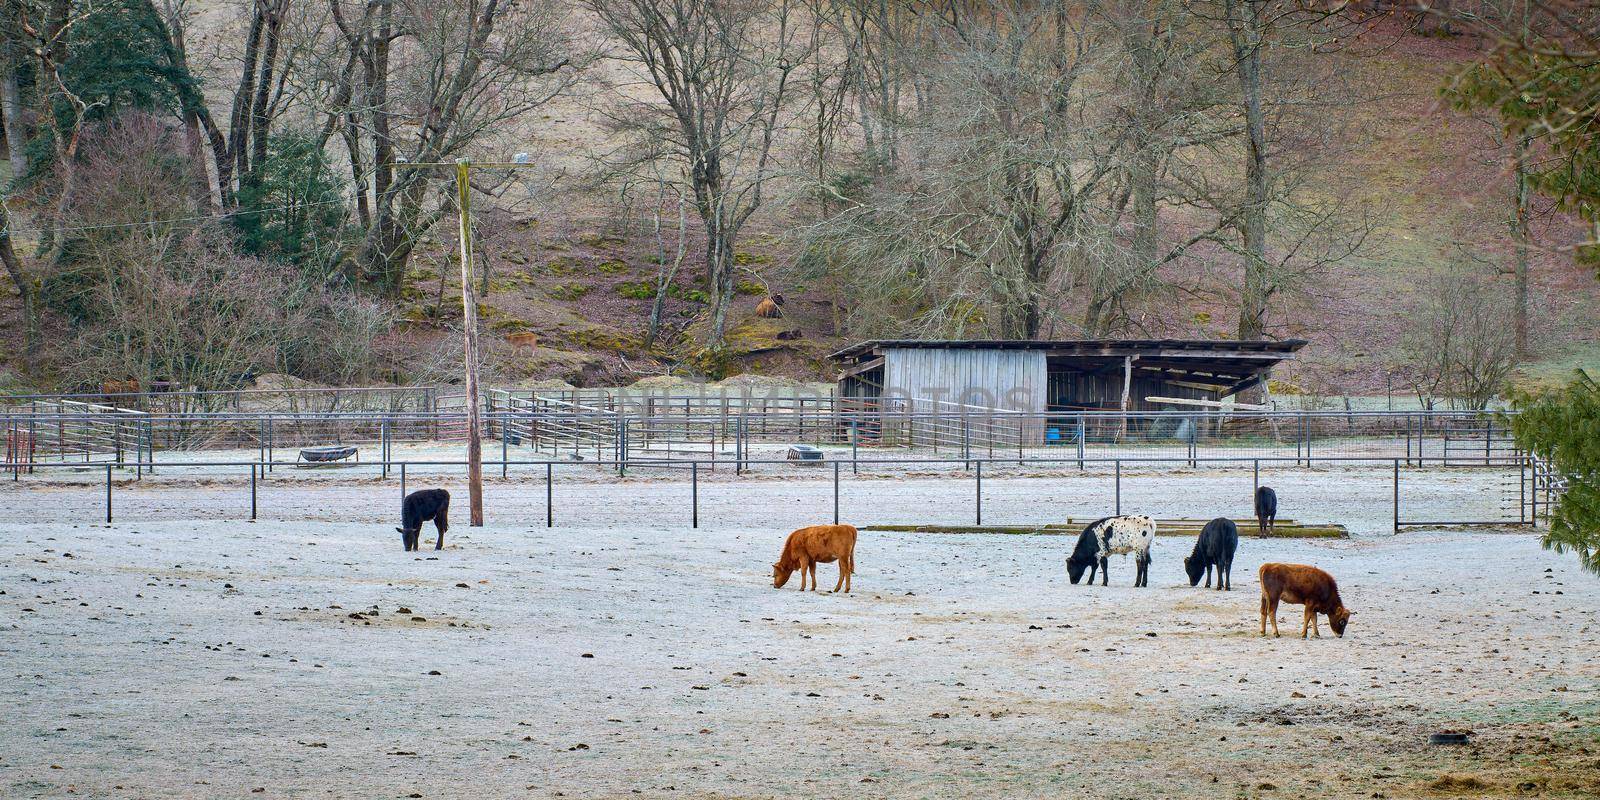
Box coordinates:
[829,339,1309,361]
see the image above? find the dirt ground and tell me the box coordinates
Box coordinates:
[2,479,1596,799]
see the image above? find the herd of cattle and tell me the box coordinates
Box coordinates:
[397,483,1353,639]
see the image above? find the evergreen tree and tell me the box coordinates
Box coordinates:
[1511,370,1600,574]
[231,131,347,276]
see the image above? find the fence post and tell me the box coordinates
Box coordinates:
[105,464,113,524]
[1077,414,1085,471]
[1253,459,1259,494]
[381,420,389,479]
[251,464,257,520]
[691,461,699,529]
[975,460,983,526]
[851,418,859,475]
[1392,459,1400,532]
[1520,455,1527,525]
[501,418,509,479]
[833,460,840,525]
[546,462,553,528]
[400,463,406,500]
[1115,460,1121,516]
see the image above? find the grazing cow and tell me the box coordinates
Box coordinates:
[1066,514,1156,587]
[1255,486,1278,538]
[754,294,785,318]
[772,524,857,593]
[1185,517,1239,590]
[505,331,539,350]
[396,489,450,552]
[1259,563,1353,638]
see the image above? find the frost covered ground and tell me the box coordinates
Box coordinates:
[2,476,1596,799]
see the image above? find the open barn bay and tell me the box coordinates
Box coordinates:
[2,481,1597,799]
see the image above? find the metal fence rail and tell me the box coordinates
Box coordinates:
[2,455,1532,533]
[2,405,1528,475]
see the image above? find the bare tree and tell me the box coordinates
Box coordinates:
[587,0,803,349]
[1397,268,1518,410]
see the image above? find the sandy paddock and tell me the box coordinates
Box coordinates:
[1,474,1596,799]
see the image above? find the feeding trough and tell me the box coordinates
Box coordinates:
[786,444,825,465]
[297,445,359,468]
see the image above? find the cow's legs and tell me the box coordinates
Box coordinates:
[831,560,846,593]
[1099,557,1109,586]
[1204,564,1213,588]
[808,563,818,591]
[1137,555,1148,587]
[1301,607,1314,638]
[1222,560,1232,591]
[434,514,447,550]
[1310,613,1322,638]
[1260,593,1269,636]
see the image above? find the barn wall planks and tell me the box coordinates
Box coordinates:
[1047,369,1211,411]
[883,348,1047,413]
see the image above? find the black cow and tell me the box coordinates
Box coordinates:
[1184,517,1239,590]
[1254,486,1278,538]
[397,489,450,552]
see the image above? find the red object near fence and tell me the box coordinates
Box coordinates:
[5,428,36,475]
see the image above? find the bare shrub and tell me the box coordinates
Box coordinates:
[50,113,395,394]
[1396,271,1518,410]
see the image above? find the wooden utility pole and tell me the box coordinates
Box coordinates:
[395,155,536,528]
[1119,355,1137,441]
[456,158,484,526]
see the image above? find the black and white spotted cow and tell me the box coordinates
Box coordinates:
[1067,514,1156,587]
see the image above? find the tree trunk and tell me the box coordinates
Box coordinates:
[0,22,28,179]
[0,199,37,363]
[1511,133,1532,359]
[1226,0,1271,341]
[227,2,267,195]
[244,0,286,192]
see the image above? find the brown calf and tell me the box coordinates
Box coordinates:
[772,524,857,593]
[1259,562,1353,638]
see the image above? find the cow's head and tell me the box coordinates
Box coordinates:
[396,526,418,549]
[1183,555,1205,587]
[1330,607,1352,637]
[771,294,785,306]
[772,562,794,589]
[1066,557,1089,585]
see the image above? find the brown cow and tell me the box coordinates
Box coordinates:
[505,332,539,350]
[1259,563,1353,638]
[772,524,857,593]
[754,294,785,318]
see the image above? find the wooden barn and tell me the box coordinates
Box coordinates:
[831,339,1308,413]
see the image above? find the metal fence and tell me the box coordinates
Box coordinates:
[1,401,1529,476]
[3,455,1536,533]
